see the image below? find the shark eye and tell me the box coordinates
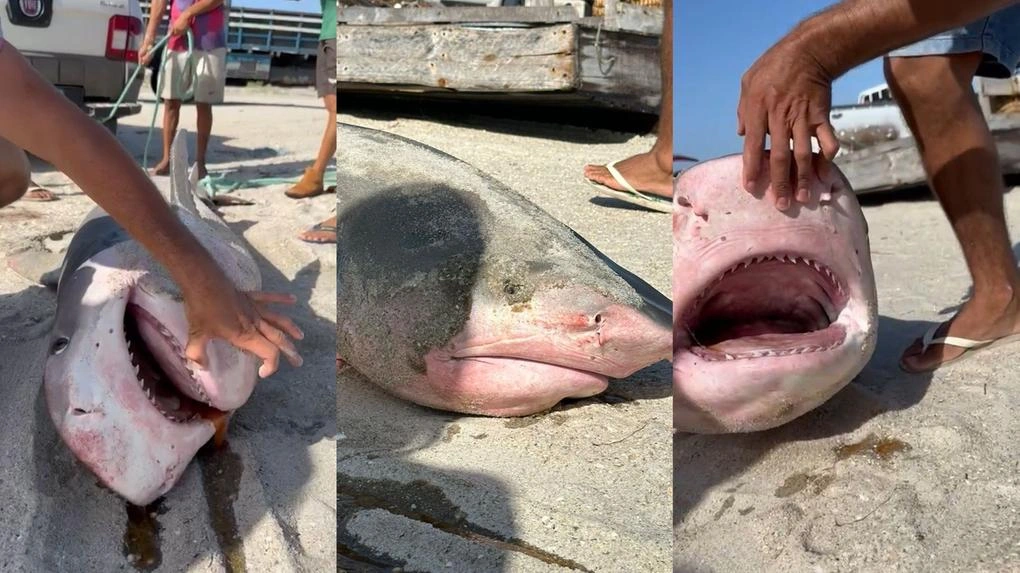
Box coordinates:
[51,337,69,355]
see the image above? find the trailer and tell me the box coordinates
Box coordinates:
[338,1,664,114]
[833,76,1020,194]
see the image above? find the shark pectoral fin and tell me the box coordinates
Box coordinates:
[6,244,65,289]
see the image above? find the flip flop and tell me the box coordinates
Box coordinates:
[898,319,1020,373]
[298,220,336,244]
[585,160,672,213]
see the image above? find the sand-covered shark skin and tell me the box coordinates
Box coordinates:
[42,132,261,505]
[337,123,672,417]
[673,153,878,433]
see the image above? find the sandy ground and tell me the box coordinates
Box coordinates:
[0,86,337,572]
[337,106,672,571]
[675,187,1020,572]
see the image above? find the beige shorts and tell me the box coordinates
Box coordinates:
[159,47,227,104]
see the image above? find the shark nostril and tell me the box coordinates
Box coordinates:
[72,407,92,416]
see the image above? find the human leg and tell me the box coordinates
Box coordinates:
[582,0,672,199]
[886,7,1020,371]
[0,136,31,207]
[193,48,227,179]
[288,38,337,199]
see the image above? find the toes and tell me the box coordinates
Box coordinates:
[900,339,964,372]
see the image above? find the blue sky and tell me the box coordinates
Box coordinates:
[674,0,885,161]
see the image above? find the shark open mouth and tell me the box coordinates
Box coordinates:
[124,303,224,423]
[682,255,849,361]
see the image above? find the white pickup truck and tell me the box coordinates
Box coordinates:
[828,78,1020,156]
[0,0,146,134]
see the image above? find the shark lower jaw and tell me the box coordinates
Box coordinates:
[680,254,852,361]
[125,303,226,424]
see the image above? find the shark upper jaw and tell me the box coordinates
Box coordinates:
[676,251,852,362]
[129,280,258,412]
[125,301,228,424]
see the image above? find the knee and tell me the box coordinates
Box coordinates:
[0,153,31,208]
[884,54,978,107]
[164,99,182,112]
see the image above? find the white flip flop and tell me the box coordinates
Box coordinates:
[900,320,1020,373]
[586,160,672,214]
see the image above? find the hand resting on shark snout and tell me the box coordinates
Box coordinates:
[0,35,302,378]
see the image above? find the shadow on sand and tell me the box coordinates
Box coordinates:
[341,92,659,145]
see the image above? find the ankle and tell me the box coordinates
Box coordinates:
[970,282,1020,309]
[652,143,673,174]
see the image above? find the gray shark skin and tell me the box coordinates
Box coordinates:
[337,123,671,417]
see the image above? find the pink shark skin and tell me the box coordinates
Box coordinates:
[44,254,254,505]
[43,134,261,506]
[385,285,671,417]
[673,153,878,433]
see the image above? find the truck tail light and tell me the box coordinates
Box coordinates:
[106,15,143,61]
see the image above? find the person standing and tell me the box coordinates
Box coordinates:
[295,0,338,244]
[141,0,229,180]
[288,0,337,202]
[738,0,1020,373]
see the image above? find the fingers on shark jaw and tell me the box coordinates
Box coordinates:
[125,303,224,424]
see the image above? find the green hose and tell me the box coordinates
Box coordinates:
[98,30,336,197]
[198,170,337,197]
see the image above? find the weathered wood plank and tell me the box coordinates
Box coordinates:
[576,25,660,113]
[596,0,661,34]
[338,5,579,25]
[338,23,577,91]
[836,115,1020,194]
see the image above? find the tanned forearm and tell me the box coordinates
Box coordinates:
[0,44,222,298]
[183,0,223,17]
[144,0,168,38]
[789,0,1019,80]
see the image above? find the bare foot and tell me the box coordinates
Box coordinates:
[286,167,327,199]
[196,163,208,180]
[151,159,170,176]
[584,150,673,199]
[22,186,55,202]
[900,289,1020,372]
